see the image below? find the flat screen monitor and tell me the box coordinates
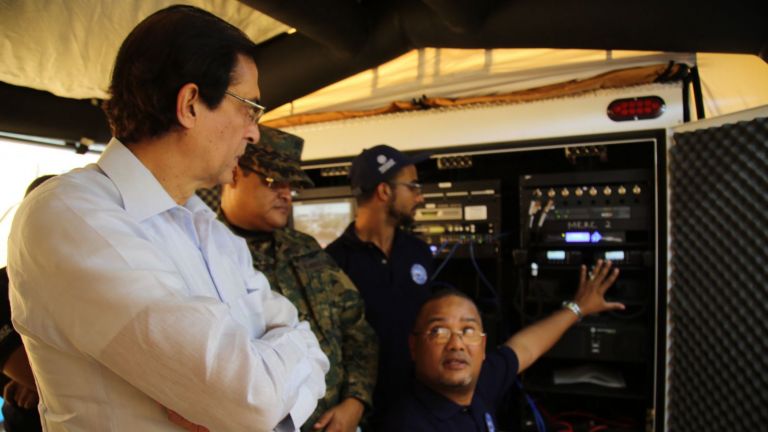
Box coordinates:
[292,198,355,248]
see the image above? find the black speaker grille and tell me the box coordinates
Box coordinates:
[668,116,768,431]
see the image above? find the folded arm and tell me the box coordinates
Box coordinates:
[9,193,328,431]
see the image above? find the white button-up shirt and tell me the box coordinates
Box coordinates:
[7,139,329,431]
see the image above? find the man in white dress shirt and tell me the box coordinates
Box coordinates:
[7,5,328,432]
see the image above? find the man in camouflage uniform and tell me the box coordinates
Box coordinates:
[201,125,377,432]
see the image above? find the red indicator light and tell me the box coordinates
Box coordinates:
[607,96,665,121]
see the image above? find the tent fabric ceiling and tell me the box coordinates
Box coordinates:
[263,50,695,118]
[0,0,765,143]
[263,50,768,124]
[0,0,289,99]
[263,59,689,128]
[249,0,767,108]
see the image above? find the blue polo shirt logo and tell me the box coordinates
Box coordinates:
[410,263,428,285]
[485,412,496,432]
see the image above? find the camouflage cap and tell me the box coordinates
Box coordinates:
[238,125,314,188]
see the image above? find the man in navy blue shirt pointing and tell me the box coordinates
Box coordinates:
[383,259,622,431]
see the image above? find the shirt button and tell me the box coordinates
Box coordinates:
[381,259,387,264]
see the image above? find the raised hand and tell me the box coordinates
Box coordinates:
[573,259,624,316]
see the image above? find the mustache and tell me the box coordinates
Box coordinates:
[442,352,471,364]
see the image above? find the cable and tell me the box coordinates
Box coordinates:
[537,199,555,228]
[469,241,499,300]
[516,379,547,432]
[434,240,449,257]
[430,241,461,282]
[540,405,573,432]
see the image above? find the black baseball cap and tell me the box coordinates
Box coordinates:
[349,144,430,195]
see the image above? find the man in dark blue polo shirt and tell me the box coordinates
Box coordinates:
[325,144,431,428]
[384,259,622,431]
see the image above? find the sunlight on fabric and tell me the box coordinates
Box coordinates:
[0,137,99,266]
[263,49,767,121]
[0,0,288,99]
[697,53,768,117]
[262,49,688,118]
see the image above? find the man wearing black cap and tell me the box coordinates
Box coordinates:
[203,126,378,432]
[326,144,432,427]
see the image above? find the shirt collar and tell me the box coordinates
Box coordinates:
[223,219,277,264]
[340,222,362,245]
[341,221,405,248]
[97,138,179,222]
[412,380,468,421]
[186,194,216,216]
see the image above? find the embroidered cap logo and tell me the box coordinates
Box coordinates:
[377,154,396,174]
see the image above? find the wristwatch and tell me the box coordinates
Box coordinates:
[562,301,583,321]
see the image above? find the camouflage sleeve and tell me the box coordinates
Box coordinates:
[329,262,378,409]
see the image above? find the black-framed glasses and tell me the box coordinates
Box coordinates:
[225,90,266,124]
[389,181,423,194]
[414,326,486,345]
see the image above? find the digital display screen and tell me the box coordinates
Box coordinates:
[564,231,591,243]
[292,199,355,248]
[605,250,625,261]
[547,250,566,260]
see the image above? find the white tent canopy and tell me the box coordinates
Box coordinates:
[1,1,765,125]
[0,0,288,99]
[263,49,768,122]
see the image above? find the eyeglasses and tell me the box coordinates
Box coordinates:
[415,326,486,345]
[241,166,300,195]
[225,90,266,124]
[389,181,423,195]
